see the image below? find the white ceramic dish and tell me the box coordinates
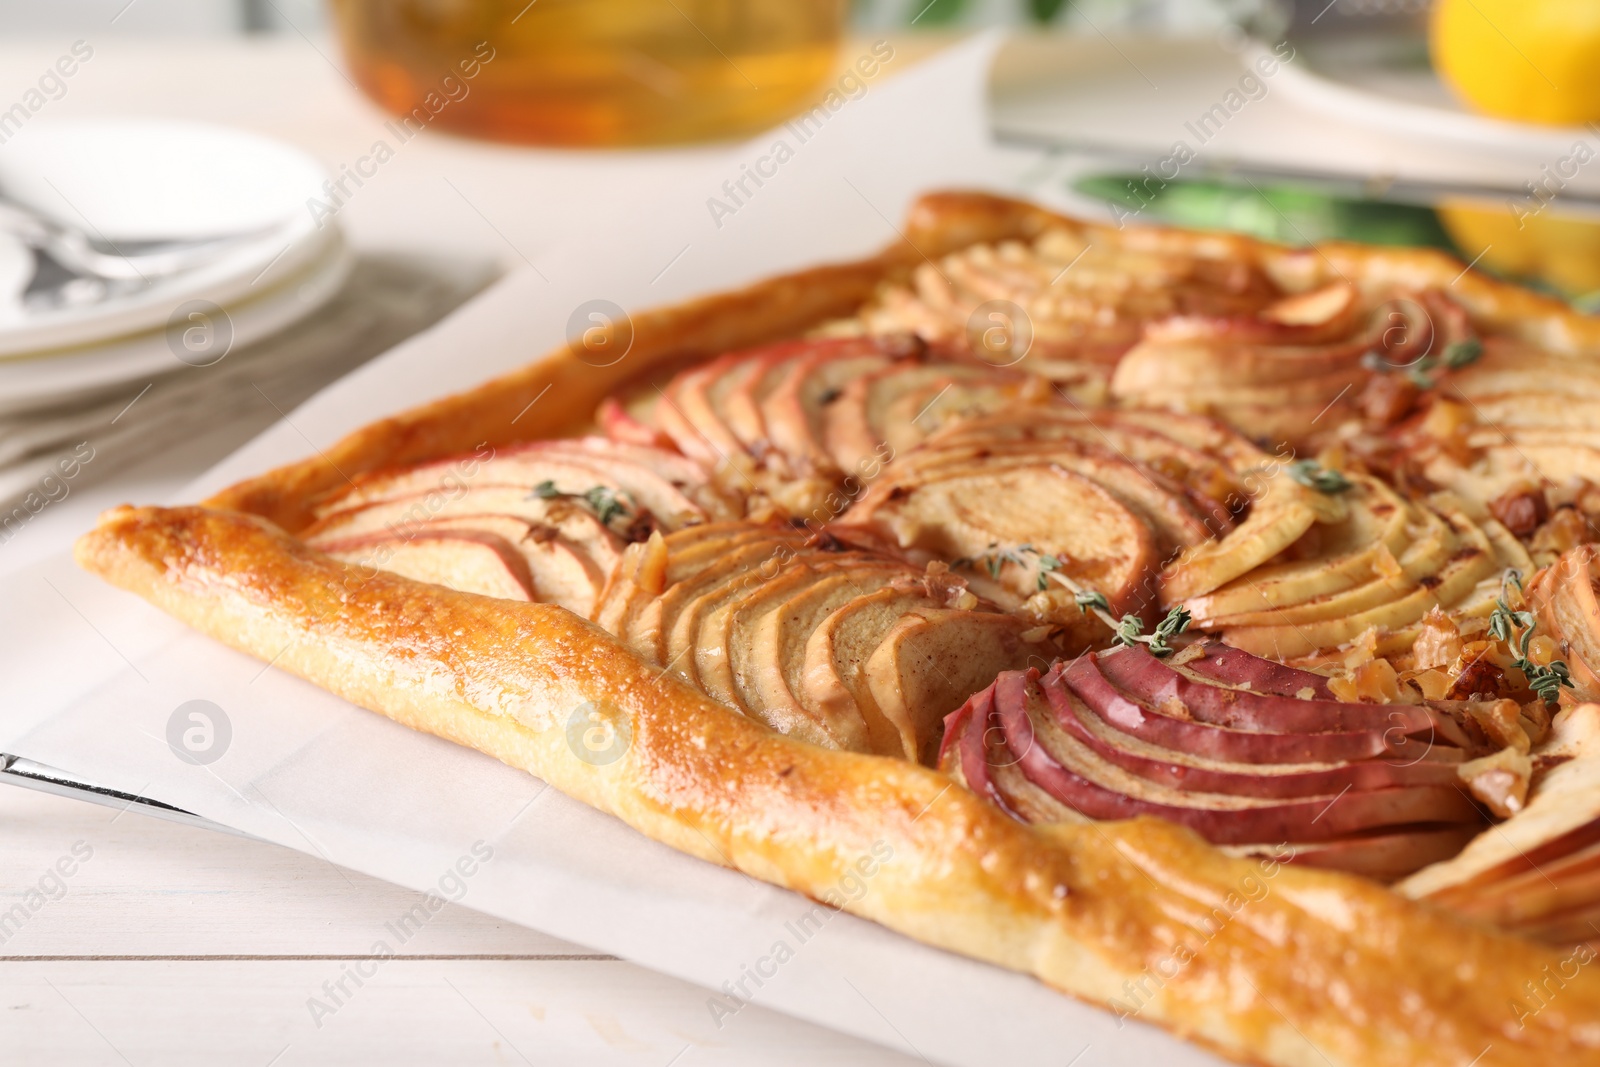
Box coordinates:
[1261,38,1597,167]
[0,232,351,413]
[0,119,337,361]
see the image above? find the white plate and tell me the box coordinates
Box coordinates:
[0,233,352,413]
[0,119,334,359]
[1262,36,1597,166]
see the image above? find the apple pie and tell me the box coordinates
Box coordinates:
[77,192,1600,1066]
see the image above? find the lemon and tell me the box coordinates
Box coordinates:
[1437,200,1600,295]
[1431,0,1600,126]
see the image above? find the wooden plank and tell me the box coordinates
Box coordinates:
[0,788,915,1064]
[0,959,917,1066]
[0,787,573,958]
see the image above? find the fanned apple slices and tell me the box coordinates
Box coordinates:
[302,438,739,617]
[940,642,1492,881]
[1396,341,1600,510]
[837,408,1340,622]
[1529,545,1600,701]
[850,225,1283,385]
[629,335,1048,515]
[1186,474,1521,661]
[1401,703,1600,946]
[590,521,1058,762]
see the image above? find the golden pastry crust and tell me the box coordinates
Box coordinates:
[76,504,1600,1067]
[76,192,1600,1066]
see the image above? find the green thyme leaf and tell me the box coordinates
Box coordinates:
[1113,615,1146,649]
[1075,589,1109,614]
[582,486,631,526]
[1443,338,1483,369]
[1286,460,1351,495]
[1147,606,1192,657]
[531,480,561,500]
[1035,553,1062,592]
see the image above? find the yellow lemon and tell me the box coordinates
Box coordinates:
[1431,0,1600,126]
[1437,199,1600,295]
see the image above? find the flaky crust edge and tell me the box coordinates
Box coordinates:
[76,505,1600,1067]
[77,192,1600,1066]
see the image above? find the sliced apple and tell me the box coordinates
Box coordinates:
[847,463,1159,615]
[1001,668,1480,845]
[865,607,1052,765]
[1185,475,1414,621]
[1529,545,1600,701]
[318,529,535,602]
[759,340,899,476]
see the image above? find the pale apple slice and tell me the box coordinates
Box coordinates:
[319,530,534,602]
[1160,469,1334,606]
[742,568,930,757]
[801,586,943,759]
[1401,704,1600,902]
[1220,508,1501,659]
[846,464,1158,615]
[1200,501,1459,629]
[1529,546,1600,701]
[929,411,1241,531]
[760,341,896,475]
[823,362,1001,472]
[720,344,811,458]
[879,444,1214,555]
[304,486,626,582]
[595,523,803,640]
[865,607,1052,765]
[673,549,884,704]
[876,376,1034,457]
[699,557,908,718]
[630,533,811,664]
[653,353,758,467]
[1186,475,1413,621]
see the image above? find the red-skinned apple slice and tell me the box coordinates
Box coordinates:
[1181,641,1335,698]
[1095,644,1452,738]
[1061,654,1438,764]
[1047,667,1465,798]
[999,669,1481,845]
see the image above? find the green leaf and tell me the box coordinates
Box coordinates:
[1443,338,1484,369]
[1286,460,1351,495]
[1027,0,1068,22]
[1075,589,1109,614]
[910,0,969,26]
[532,480,561,500]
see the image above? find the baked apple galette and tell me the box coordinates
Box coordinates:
[78,193,1600,1066]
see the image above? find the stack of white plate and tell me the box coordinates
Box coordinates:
[0,119,350,414]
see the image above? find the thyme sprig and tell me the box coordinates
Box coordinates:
[1286,460,1352,495]
[952,542,1063,592]
[1112,606,1193,657]
[1362,337,1483,389]
[1489,568,1574,708]
[530,480,635,528]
